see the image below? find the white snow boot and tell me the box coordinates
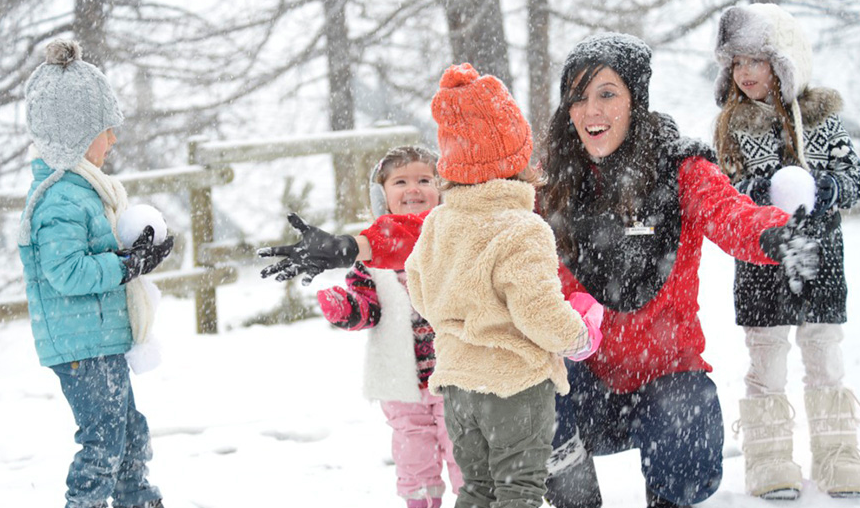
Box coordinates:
[738,395,803,499]
[805,387,860,497]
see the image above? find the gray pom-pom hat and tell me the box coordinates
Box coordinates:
[25,39,124,170]
[714,4,812,107]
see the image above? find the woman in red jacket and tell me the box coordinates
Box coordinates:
[258,34,821,508]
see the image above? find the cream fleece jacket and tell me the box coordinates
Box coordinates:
[405,179,587,398]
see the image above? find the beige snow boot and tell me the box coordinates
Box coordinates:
[738,395,803,499]
[805,387,860,497]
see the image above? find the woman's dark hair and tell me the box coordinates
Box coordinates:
[539,61,659,258]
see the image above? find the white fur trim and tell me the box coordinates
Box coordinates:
[362,268,422,403]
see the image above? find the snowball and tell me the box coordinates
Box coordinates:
[769,166,816,215]
[118,204,167,248]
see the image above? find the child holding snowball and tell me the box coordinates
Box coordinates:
[18,40,173,508]
[315,145,462,508]
[713,4,860,499]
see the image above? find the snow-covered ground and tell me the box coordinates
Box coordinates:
[1,215,859,508]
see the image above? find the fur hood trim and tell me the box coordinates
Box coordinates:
[714,4,812,106]
[729,87,843,136]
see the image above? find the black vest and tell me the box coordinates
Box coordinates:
[561,113,715,312]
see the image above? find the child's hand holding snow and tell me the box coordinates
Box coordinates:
[117,227,175,284]
[563,292,604,361]
[117,204,174,284]
[118,204,168,248]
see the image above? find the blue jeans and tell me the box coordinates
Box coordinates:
[51,355,161,508]
[550,362,723,506]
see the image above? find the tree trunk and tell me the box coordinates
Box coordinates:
[74,0,115,172]
[527,0,551,160]
[323,0,362,223]
[441,0,512,87]
[73,0,110,69]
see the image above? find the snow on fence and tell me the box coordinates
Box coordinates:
[0,125,421,333]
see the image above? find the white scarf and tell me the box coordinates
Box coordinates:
[24,145,156,348]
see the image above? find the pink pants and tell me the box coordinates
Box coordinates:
[381,388,463,501]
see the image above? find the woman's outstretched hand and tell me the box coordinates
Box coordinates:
[257,213,359,285]
[759,206,820,295]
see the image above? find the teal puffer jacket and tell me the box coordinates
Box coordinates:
[18,159,132,367]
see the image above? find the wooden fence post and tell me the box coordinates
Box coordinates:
[188,136,218,334]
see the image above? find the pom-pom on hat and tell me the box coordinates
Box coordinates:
[25,39,124,170]
[430,63,532,184]
[714,4,812,106]
[560,33,653,110]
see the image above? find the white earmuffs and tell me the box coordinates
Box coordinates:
[369,159,389,218]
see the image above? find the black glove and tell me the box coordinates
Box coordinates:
[812,174,839,217]
[258,213,359,285]
[117,226,175,284]
[736,176,771,206]
[759,206,820,295]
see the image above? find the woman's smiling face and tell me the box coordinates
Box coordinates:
[568,67,632,159]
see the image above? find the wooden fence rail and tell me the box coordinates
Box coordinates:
[0,125,420,332]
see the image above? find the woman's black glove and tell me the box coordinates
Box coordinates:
[117,226,175,284]
[812,174,839,217]
[736,176,771,206]
[258,213,359,285]
[759,206,820,295]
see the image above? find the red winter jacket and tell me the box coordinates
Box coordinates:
[361,156,789,393]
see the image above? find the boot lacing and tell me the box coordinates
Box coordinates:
[819,443,860,486]
[733,395,797,436]
[815,389,860,489]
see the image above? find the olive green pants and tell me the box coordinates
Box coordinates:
[442,380,556,508]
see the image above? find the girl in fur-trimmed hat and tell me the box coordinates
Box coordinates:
[714,3,860,500]
[314,146,462,508]
[19,40,173,508]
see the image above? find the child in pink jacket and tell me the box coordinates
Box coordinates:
[316,146,462,508]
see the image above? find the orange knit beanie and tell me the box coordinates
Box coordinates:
[430,63,533,184]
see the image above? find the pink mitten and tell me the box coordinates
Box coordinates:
[566,292,604,361]
[316,286,353,325]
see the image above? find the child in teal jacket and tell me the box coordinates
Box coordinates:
[18,39,173,508]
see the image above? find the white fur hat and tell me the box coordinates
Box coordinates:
[25,40,124,170]
[714,4,812,107]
